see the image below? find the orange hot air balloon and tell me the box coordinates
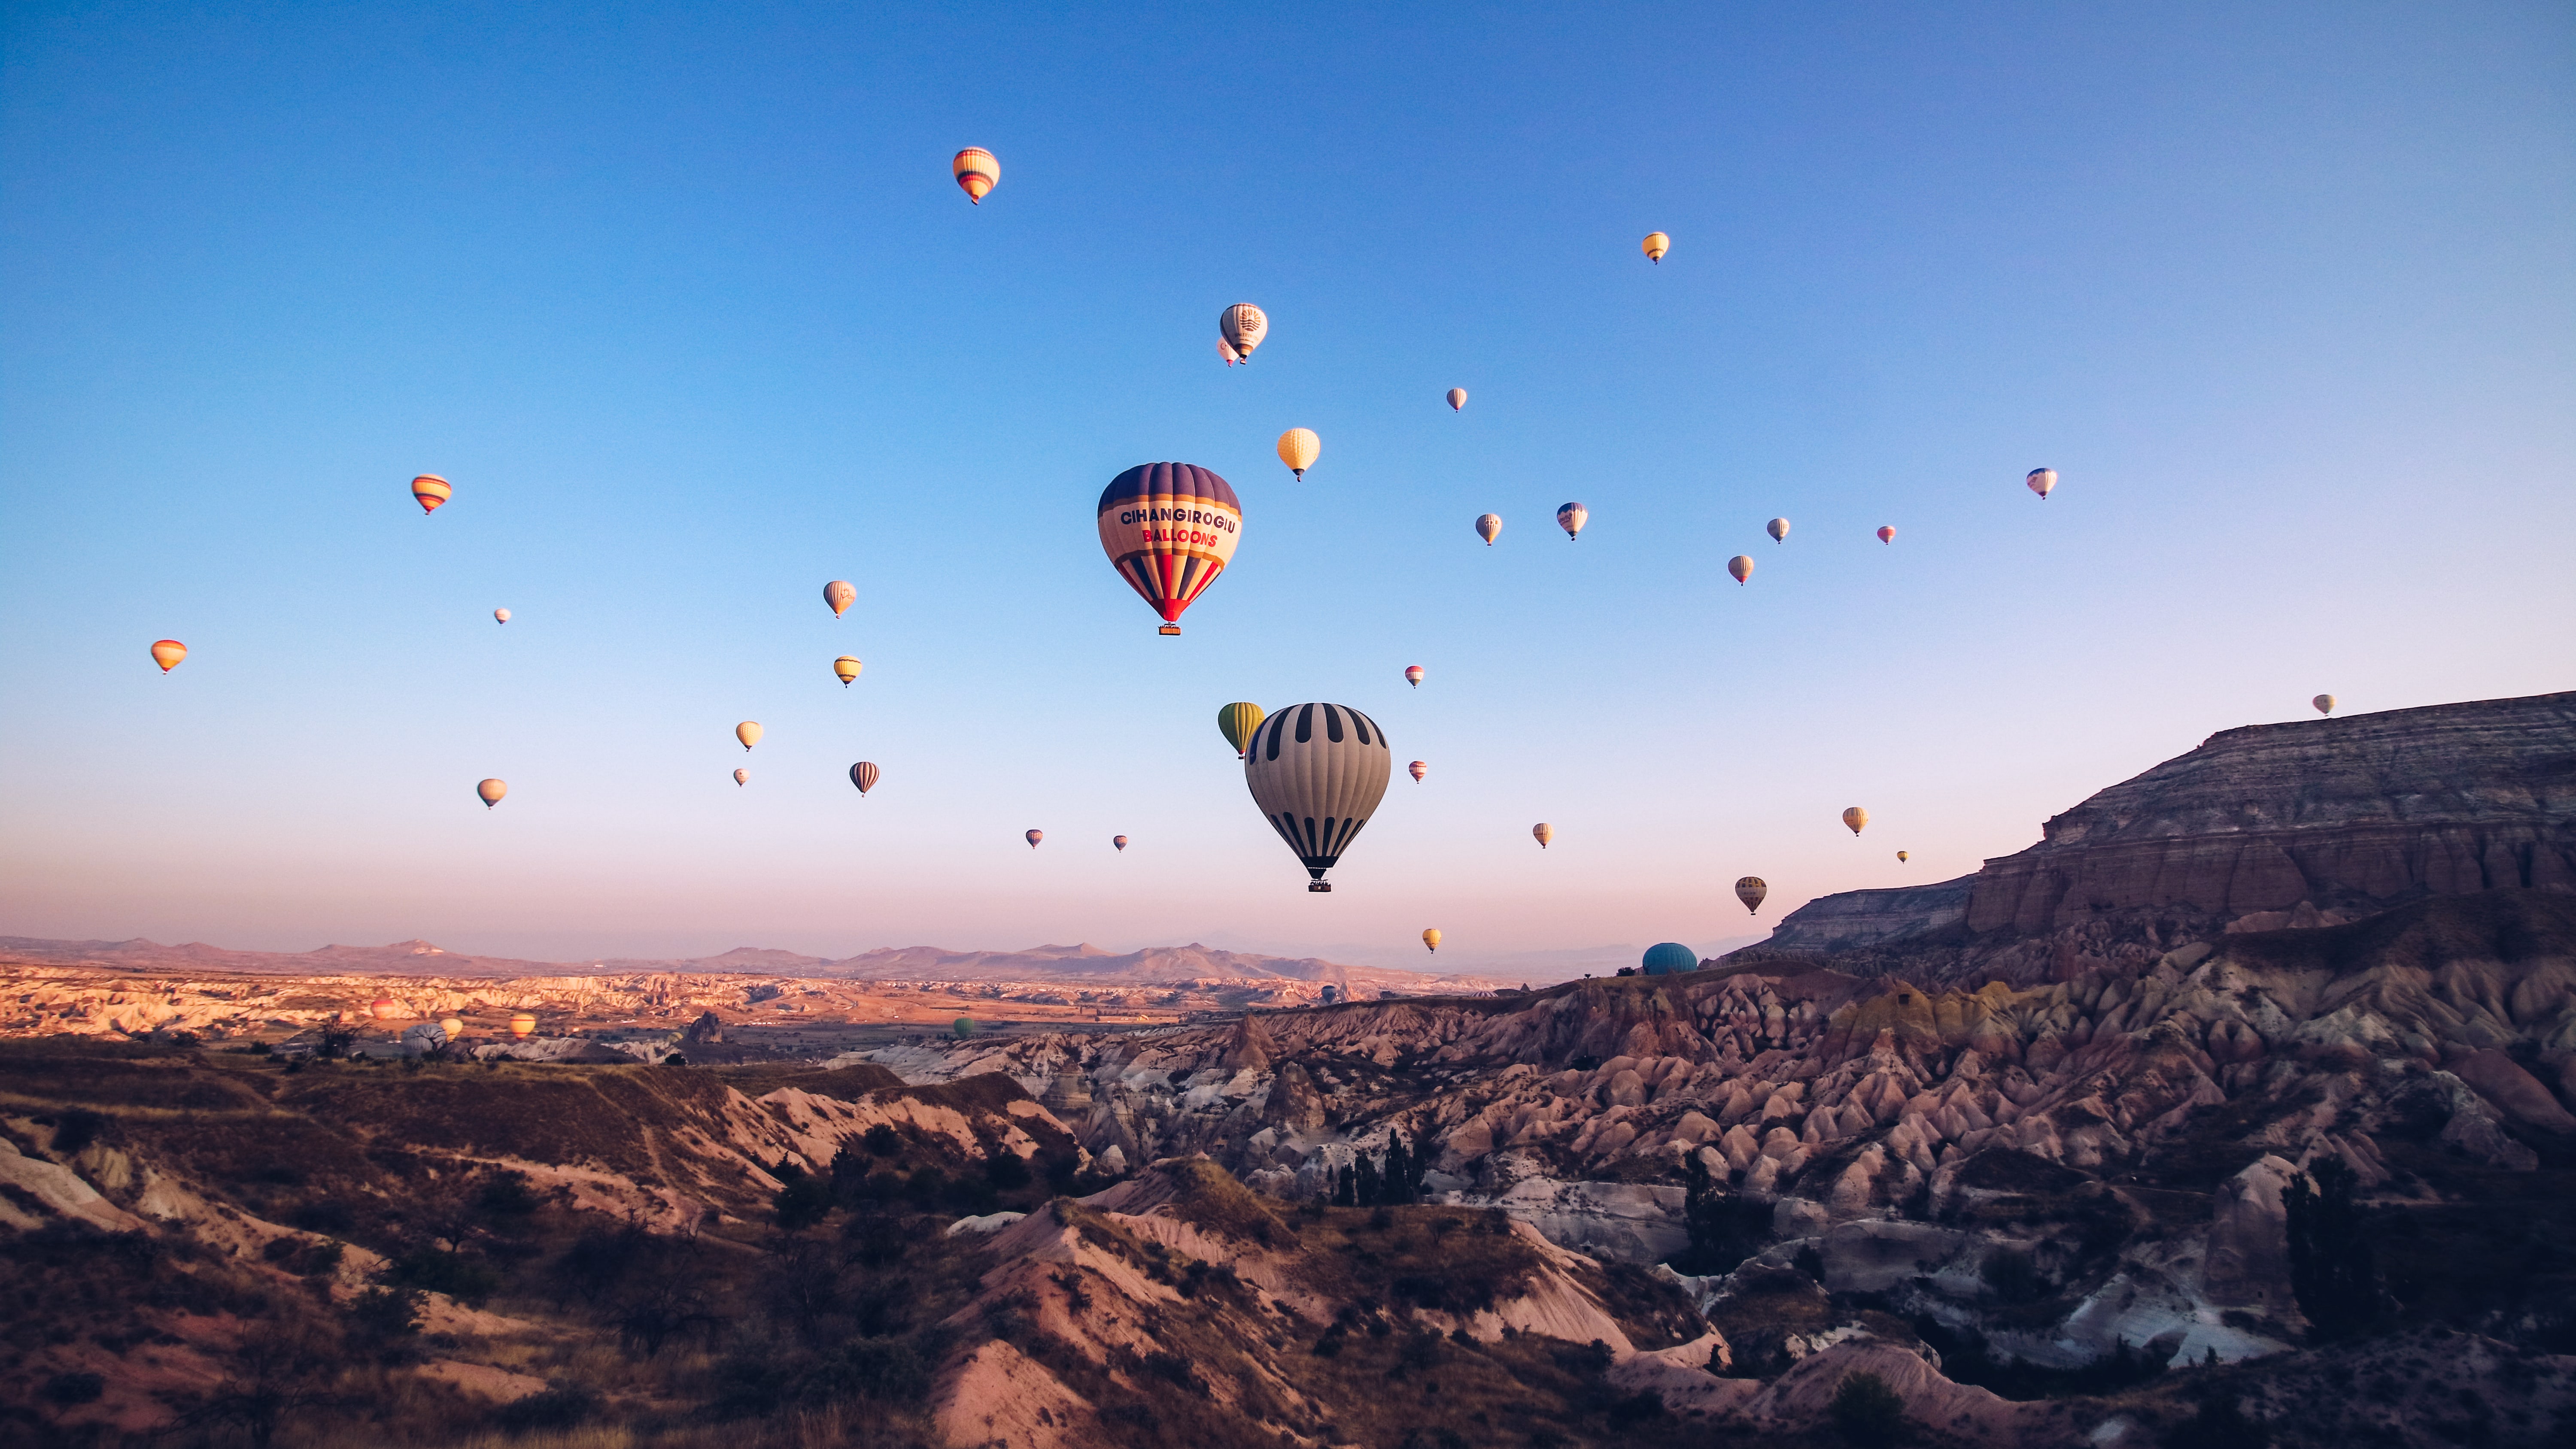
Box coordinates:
[372,998,398,1020]
[1025,829,1043,849]
[1734,877,1767,915]
[849,761,879,795]
[1532,822,1554,849]
[477,778,507,809]
[509,1011,536,1039]
[1446,388,1467,411]
[733,768,749,786]
[833,655,862,686]
[1422,928,1442,953]
[1408,760,1426,783]
[150,640,187,673]
[1641,232,1670,263]
[1727,555,1754,585]
[1877,526,1896,544]
[824,580,856,617]
[1113,835,1128,852]
[1842,807,1868,836]
[410,475,452,514]
[952,148,998,203]
[1276,428,1320,480]
[1404,665,1425,688]
[735,721,762,751]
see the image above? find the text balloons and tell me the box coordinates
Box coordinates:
[1877,526,1896,545]
[1408,760,1426,783]
[825,580,856,618]
[734,769,749,786]
[1556,502,1587,541]
[1734,877,1767,915]
[834,656,862,686]
[1114,835,1128,852]
[1220,303,1268,362]
[1475,513,1501,546]
[736,722,762,751]
[1767,518,1790,543]
[1025,829,1043,849]
[1446,388,1467,411]
[410,475,451,514]
[1422,928,1441,953]
[1532,822,1554,849]
[1276,428,1319,480]
[1843,806,1868,836]
[477,779,507,809]
[1098,463,1242,636]
[1728,555,1754,585]
[2027,467,2057,500]
[150,640,187,673]
[952,147,998,203]
[1642,231,1670,263]
[850,761,879,795]
[2314,694,2337,716]
[1218,702,1267,758]
[1244,703,1392,892]
[1404,665,1424,688]
[494,607,510,624]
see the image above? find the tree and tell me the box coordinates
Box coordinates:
[772,1159,834,1232]
[1829,1370,1907,1446]
[2284,1156,2385,1340]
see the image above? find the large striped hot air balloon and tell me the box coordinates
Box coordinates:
[410,475,452,514]
[1217,703,1266,758]
[1276,428,1319,480]
[1097,463,1242,636]
[1220,304,1267,362]
[150,640,187,673]
[1244,703,1391,892]
[952,148,998,203]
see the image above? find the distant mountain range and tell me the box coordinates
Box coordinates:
[0,935,1507,993]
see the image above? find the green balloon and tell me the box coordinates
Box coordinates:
[1218,702,1267,758]
[951,1017,975,1040]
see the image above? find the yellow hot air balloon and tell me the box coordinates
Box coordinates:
[1408,760,1426,783]
[736,721,762,751]
[150,639,187,673]
[1897,850,1909,862]
[824,580,856,618]
[952,147,998,203]
[1728,555,1754,585]
[1532,822,1554,849]
[733,768,749,786]
[1220,303,1268,362]
[438,1017,463,1041]
[834,655,862,686]
[1767,518,1790,543]
[1446,388,1467,411]
[477,779,507,809]
[1025,829,1043,849]
[1475,513,1501,546]
[1276,428,1320,480]
[2313,694,2337,716]
[2026,467,2058,500]
[1422,928,1442,953]
[493,607,510,624]
[509,1011,536,1039]
[1641,231,1670,263]
[1734,877,1767,915]
[410,475,452,514]
[1842,807,1868,836]
[1217,702,1266,758]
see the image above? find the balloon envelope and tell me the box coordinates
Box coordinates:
[1556,502,1587,540]
[2027,467,2057,499]
[1218,702,1267,758]
[1404,665,1425,688]
[410,475,451,514]
[494,608,510,624]
[439,1018,463,1040]
[824,580,856,617]
[2313,694,2336,716]
[733,769,749,786]
[1276,428,1319,479]
[477,779,507,808]
[1097,463,1242,634]
[952,147,998,203]
[736,721,762,750]
[1843,806,1868,836]
[834,655,862,686]
[1025,829,1043,849]
[1734,877,1767,914]
[509,1012,535,1038]
[1446,388,1467,410]
[1877,526,1896,544]
[1422,928,1441,952]
[1897,851,1910,862]
[1642,231,1670,262]
[1220,303,1268,361]
[1244,703,1393,891]
[1728,555,1754,585]
[1113,835,1128,852]
[150,640,187,673]
[1642,943,1696,976]
[1767,518,1789,543]
[1475,513,1501,546]
[1532,822,1553,848]
[850,761,879,795]
[1408,760,1426,783]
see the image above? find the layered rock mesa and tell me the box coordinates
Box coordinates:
[1750,689,2576,983]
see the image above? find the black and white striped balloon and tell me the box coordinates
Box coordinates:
[1244,703,1391,893]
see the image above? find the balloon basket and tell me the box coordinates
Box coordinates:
[1158,624,1182,636]
[1308,881,1332,893]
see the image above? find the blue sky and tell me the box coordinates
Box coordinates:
[3,2,2569,973]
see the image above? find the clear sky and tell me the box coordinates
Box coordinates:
[2,2,2569,973]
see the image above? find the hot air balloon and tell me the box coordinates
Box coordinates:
[477,779,507,809]
[2027,467,2057,500]
[1728,555,1754,585]
[150,640,187,673]
[1218,338,1240,366]
[1556,502,1588,541]
[1446,388,1467,411]
[834,656,862,686]
[1532,822,1554,849]
[372,998,399,1020]
[850,761,879,796]
[736,722,762,751]
[1475,513,1502,546]
[733,768,749,786]
[1219,303,1267,363]
[1276,428,1319,480]
[824,580,856,618]
[1218,703,1266,758]
[1025,829,1043,849]
[509,1012,536,1039]
[1113,835,1128,852]
[1097,463,1242,636]
[1642,943,1696,976]
[1421,928,1441,953]
[1897,851,1909,863]
[439,1017,463,1041]
[1767,518,1790,543]
[1408,760,1426,783]
[1842,806,1868,836]
[1404,665,1425,688]
[491,609,510,627]
[952,147,998,203]
[1877,526,1896,545]
[1734,877,1767,915]
[1642,232,1670,263]
[2313,694,2337,716]
[410,475,451,514]
[1244,703,1392,892]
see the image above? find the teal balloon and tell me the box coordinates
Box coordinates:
[1641,943,1698,976]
